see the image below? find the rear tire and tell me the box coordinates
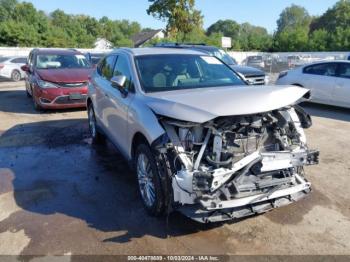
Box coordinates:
[135,143,166,216]
[88,104,104,144]
[11,70,21,82]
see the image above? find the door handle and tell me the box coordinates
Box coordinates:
[104,92,109,98]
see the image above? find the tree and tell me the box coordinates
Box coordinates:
[276,4,311,34]
[239,23,272,51]
[274,27,309,51]
[207,19,239,39]
[0,0,16,22]
[0,0,142,48]
[309,0,350,50]
[147,0,203,40]
[308,29,329,51]
[274,5,311,51]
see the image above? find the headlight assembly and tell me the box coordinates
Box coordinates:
[37,79,58,89]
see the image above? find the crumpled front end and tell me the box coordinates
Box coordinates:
[154,105,319,223]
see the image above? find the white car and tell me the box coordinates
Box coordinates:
[276,61,350,108]
[0,56,27,81]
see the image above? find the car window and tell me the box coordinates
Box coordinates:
[336,63,350,79]
[11,57,27,64]
[98,55,117,80]
[113,55,133,91]
[303,63,337,76]
[36,54,90,69]
[0,57,10,62]
[135,54,244,92]
[248,56,263,62]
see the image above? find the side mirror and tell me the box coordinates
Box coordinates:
[111,75,126,88]
[21,64,30,73]
[111,75,128,96]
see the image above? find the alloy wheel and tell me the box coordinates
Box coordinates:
[136,153,156,207]
[12,71,21,82]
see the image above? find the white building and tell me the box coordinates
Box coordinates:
[93,38,113,50]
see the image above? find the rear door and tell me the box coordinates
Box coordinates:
[302,63,338,104]
[333,62,350,107]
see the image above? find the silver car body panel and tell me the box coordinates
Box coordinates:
[143,85,309,123]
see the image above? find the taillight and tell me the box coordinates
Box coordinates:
[278,71,288,79]
[0,64,4,69]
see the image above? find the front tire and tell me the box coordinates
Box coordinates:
[32,95,42,111]
[88,104,104,144]
[135,143,165,216]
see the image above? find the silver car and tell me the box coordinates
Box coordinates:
[0,56,27,81]
[87,48,319,223]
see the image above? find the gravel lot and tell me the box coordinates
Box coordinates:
[0,81,350,258]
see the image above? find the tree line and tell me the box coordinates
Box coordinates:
[0,0,349,51]
[0,0,141,48]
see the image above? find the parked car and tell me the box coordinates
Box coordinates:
[0,56,27,81]
[22,49,93,110]
[155,43,267,85]
[276,61,350,109]
[246,55,265,69]
[287,55,301,68]
[87,47,318,223]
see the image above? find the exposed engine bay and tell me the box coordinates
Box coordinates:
[155,105,319,223]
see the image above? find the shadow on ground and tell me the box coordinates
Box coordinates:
[301,102,350,122]
[0,119,222,256]
[0,89,85,115]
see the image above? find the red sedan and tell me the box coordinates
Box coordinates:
[22,49,94,110]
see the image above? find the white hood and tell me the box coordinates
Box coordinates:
[144,85,309,123]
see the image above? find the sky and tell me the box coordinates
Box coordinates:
[24,0,338,33]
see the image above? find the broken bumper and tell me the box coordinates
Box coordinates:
[173,150,318,223]
[179,173,311,223]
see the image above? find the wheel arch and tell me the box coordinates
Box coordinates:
[131,132,150,161]
[86,97,92,108]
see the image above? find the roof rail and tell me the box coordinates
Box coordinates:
[117,47,134,54]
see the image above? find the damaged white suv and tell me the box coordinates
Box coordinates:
[87,48,319,223]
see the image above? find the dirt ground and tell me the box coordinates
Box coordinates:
[0,81,350,259]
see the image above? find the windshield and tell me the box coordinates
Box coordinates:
[212,49,236,65]
[36,54,91,69]
[135,54,245,92]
